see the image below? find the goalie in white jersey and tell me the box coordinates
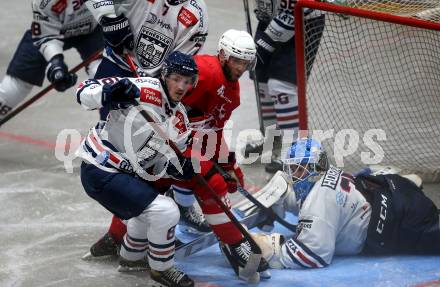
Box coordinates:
[77,51,198,287]
[254,138,440,269]
[84,0,208,119]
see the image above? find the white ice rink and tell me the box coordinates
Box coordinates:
[0,1,439,287]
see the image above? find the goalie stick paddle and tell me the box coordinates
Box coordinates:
[125,54,263,282]
[215,164,297,232]
[0,50,103,127]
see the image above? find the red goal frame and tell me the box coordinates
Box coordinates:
[294,0,440,130]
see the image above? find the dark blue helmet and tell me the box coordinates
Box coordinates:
[161,51,198,85]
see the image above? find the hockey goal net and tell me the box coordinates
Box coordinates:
[295,0,440,181]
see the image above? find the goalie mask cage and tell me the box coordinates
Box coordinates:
[295,0,440,182]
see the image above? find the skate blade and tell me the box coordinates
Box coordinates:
[81,251,116,261]
[117,265,149,272]
[260,270,271,280]
[178,225,210,235]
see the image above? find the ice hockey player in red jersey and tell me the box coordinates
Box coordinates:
[252,138,440,269]
[171,29,257,234]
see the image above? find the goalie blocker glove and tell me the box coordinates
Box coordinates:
[46,55,78,92]
[100,14,134,54]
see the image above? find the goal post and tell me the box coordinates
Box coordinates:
[295,0,440,181]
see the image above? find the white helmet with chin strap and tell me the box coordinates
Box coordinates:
[218,29,257,64]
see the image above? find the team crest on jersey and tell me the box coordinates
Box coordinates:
[321,166,342,190]
[136,27,173,68]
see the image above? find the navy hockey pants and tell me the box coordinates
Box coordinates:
[7,28,104,86]
[80,161,159,220]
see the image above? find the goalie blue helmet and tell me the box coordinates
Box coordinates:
[282,138,328,203]
[161,51,198,85]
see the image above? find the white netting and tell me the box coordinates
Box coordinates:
[300,1,440,181]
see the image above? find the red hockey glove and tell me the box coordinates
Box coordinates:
[218,152,244,187]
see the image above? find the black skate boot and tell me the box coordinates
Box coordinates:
[219,238,269,276]
[118,256,150,272]
[244,141,264,157]
[264,158,283,174]
[177,203,211,234]
[82,232,120,260]
[150,267,194,287]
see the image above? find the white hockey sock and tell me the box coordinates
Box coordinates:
[267,79,299,130]
[0,75,33,119]
[172,185,196,207]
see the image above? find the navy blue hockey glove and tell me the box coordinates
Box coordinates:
[255,30,277,73]
[46,54,78,92]
[102,78,140,110]
[100,14,134,54]
[166,154,195,180]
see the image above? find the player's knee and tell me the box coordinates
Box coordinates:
[157,195,180,227]
[0,75,33,108]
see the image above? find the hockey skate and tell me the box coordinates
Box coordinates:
[82,232,119,260]
[177,203,211,234]
[118,256,150,272]
[150,266,194,287]
[219,237,269,276]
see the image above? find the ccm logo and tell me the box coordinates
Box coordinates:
[376,194,388,234]
[140,88,162,107]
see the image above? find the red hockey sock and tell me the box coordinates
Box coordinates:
[194,173,243,245]
[108,215,126,244]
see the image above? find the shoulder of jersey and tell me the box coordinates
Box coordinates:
[36,0,68,15]
[135,78,164,108]
[177,0,208,28]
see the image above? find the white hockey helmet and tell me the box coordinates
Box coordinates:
[217,29,257,63]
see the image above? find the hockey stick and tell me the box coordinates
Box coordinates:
[125,54,263,283]
[175,206,267,260]
[242,0,265,135]
[216,165,297,232]
[0,50,103,127]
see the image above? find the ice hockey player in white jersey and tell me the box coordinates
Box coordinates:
[85,0,209,116]
[86,0,208,75]
[244,0,325,173]
[253,138,440,269]
[0,0,104,120]
[77,51,199,287]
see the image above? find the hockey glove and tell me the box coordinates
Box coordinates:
[218,152,245,188]
[101,14,134,54]
[166,153,195,180]
[46,54,78,92]
[102,78,140,109]
[255,30,277,73]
